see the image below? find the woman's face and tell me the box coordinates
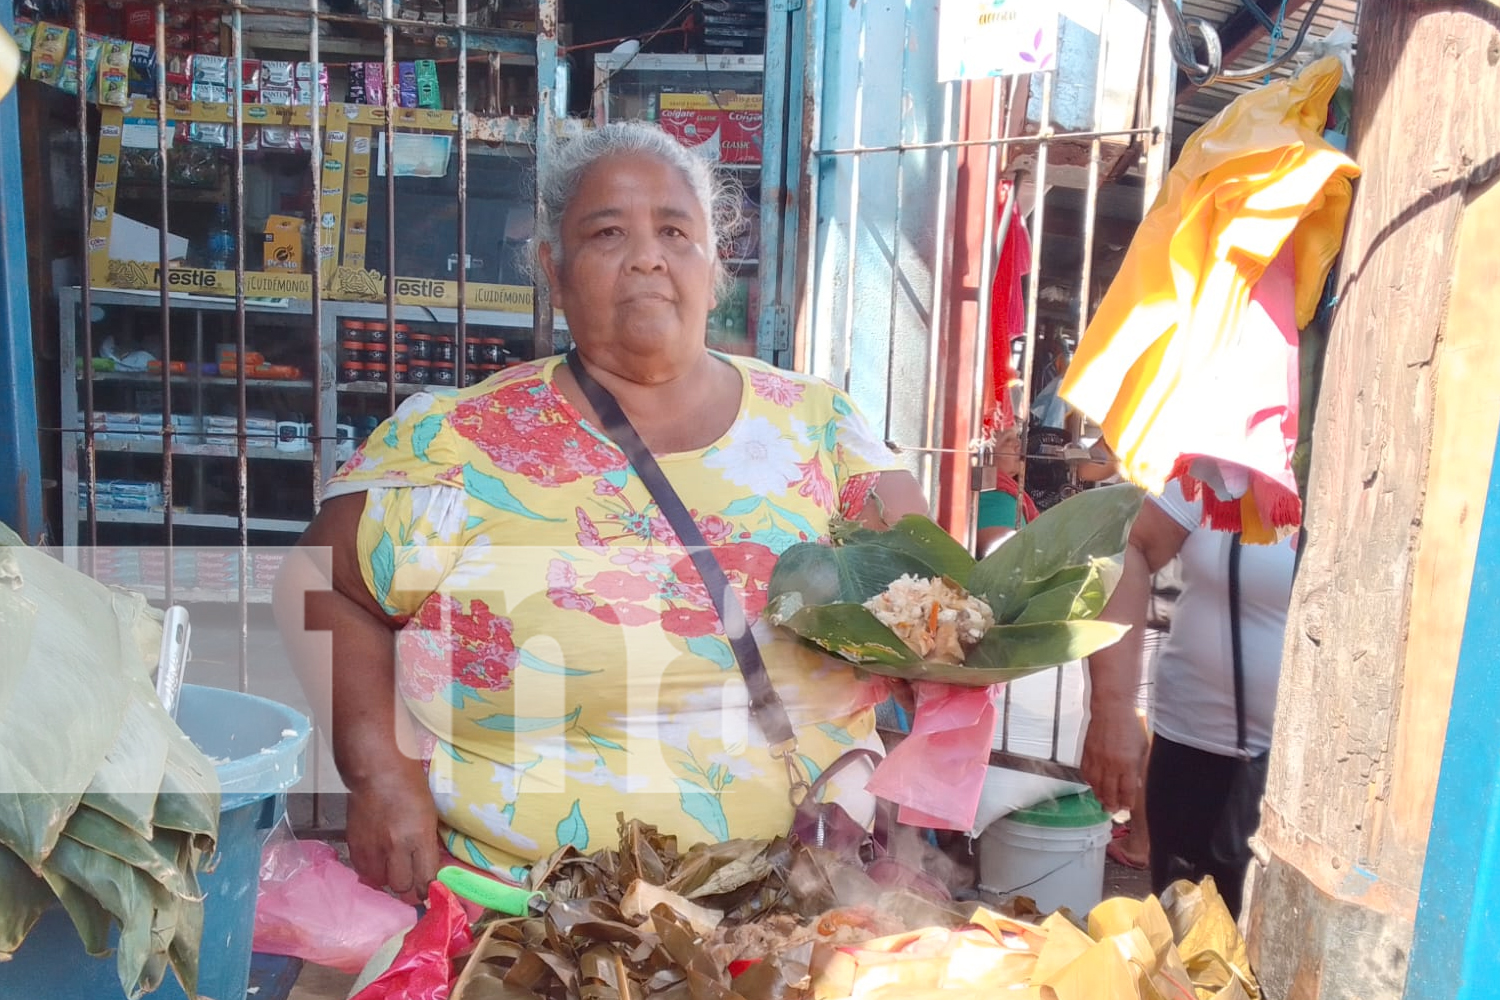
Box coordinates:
[541,152,718,368]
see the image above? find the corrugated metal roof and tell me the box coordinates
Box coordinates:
[1172,0,1362,140]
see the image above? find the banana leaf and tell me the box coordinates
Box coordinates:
[80,690,170,841]
[0,523,219,998]
[41,866,113,957]
[45,835,165,998]
[60,805,192,898]
[0,842,51,958]
[765,485,1144,685]
[0,530,136,867]
[152,730,221,844]
[968,483,1143,623]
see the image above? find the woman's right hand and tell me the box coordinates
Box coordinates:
[346,759,442,905]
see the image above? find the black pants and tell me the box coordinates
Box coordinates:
[1145,735,1269,918]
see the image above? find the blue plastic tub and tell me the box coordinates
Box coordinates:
[0,685,311,1000]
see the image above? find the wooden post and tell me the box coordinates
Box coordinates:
[1245,4,1500,998]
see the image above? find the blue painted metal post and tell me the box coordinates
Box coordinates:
[0,9,42,541]
[1405,431,1500,998]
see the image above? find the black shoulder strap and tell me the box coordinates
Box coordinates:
[1228,532,1247,756]
[563,350,797,749]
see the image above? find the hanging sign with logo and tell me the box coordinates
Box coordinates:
[936,0,1058,81]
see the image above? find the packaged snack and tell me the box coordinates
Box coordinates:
[30,23,70,86]
[127,41,156,97]
[414,59,440,109]
[260,60,296,150]
[165,7,193,31]
[58,30,101,97]
[96,37,131,107]
[188,54,230,146]
[362,61,384,106]
[12,20,35,78]
[123,3,153,44]
[295,61,328,104]
[397,61,417,108]
[346,60,365,103]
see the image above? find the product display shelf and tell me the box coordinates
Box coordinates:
[58,286,563,560]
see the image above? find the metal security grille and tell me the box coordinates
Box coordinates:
[29,0,565,833]
[767,0,1177,782]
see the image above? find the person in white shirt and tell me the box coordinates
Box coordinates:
[1080,479,1295,916]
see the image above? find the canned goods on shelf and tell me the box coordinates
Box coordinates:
[431,360,456,386]
[365,345,390,365]
[339,360,366,383]
[408,359,431,384]
[359,364,385,383]
[433,337,456,363]
[392,361,411,384]
[409,332,433,361]
[480,337,504,365]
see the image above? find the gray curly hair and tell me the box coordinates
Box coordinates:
[534,121,742,296]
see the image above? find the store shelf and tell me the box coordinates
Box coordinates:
[337,381,431,397]
[79,372,314,390]
[92,579,275,604]
[84,509,310,533]
[84,437,318,462]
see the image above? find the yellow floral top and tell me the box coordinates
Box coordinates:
[325,353,906,875]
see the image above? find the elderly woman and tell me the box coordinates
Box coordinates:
[277,122,927,900]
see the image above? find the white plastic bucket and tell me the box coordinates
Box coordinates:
[977,793,1112,916]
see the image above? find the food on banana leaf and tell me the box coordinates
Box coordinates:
[862,575,995,664]
[766,483,1144,685]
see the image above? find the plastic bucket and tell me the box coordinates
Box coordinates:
[0,685,310,1000]
[976,791,1112,916]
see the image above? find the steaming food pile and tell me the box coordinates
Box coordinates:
[447,819,1261,1000]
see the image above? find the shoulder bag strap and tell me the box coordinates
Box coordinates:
[1228,532,1247,756]
[563,351,802,764]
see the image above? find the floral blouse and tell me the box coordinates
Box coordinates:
[325,353,907,875]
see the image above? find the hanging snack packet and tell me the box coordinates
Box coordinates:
[397,61,418,108]
[260,60,296,150]
[96,37,131,107]
[59,31,100,97]
[128,41,156,97]
[30,23,70,87]
[12,20,35,78]
[241,59,263,150]
[164,50,191,100]
[346,61,366,104]
[362,61,384,106]
[294,61,329,151]
[188,54,230,147]
[414,59,440,109]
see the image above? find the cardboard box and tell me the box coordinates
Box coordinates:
[263,215,303,272]
[658,92,763,165]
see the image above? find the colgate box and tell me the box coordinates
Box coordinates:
[659,92,763,165]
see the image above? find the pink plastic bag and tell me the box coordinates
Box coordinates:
[253,832,419,974]
[349,882,473,1000]
[865,681,1001,831]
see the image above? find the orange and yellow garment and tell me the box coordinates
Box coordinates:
[1059,57,1359,542]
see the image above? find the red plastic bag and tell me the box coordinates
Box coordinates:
[253,832,419,974]
[349,882,473,1000]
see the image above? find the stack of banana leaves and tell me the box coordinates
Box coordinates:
[0,524,220,998]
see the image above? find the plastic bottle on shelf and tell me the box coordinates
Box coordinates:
[206,203,235,272]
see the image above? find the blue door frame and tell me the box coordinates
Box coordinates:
[0,7,42,541]
[1405,430,1500,997]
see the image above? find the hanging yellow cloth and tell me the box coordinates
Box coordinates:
[1060,57,1358,542]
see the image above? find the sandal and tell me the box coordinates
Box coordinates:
[1106,841,1148,871]
[1111,823,1131,841]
